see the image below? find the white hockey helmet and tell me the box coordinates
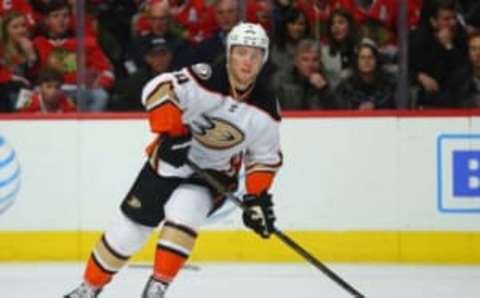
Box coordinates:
[226,22,269,65]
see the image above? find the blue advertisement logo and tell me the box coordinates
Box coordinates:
[0,135,21,214]
[453,151,480,197]
[437,134,480,213]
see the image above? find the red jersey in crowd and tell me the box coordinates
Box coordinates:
[0,49,13,84]
[0,67,12,84]
[136,0,213,42]
[297,0,349,25]
[33,11,98,38]
[407,0,423,29]
[0,0,35,27]
[18,90,76,113]
[170,0,210,42]
[33,36,114,89]
[297,0,422,45]
[246,0,274,32]
[296,0,350,41]
[0,46,30,84]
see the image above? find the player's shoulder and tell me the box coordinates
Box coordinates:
[184,62,281,121]
[141,70,177,98]
[249,71,282,122]
[185,62,230,95]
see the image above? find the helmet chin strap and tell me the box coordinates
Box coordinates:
[226,62,258,102]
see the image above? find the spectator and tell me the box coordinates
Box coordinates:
[335,41,396,110]
[110,36,173,111]
[271,0,295,32]
[66,0,98,37]
[32,0,98,37]
[0,11,36,112]
[246,0,274,33]
[344,0,398,48]
[31,0,51,25]
[17,67,75,113]
[273,39,337,110]
[270,8,309,72]
[33,0,114,112]
[409,0,469,108]
[132,0,194,70]
[135,0,211,43]
[169,0,211,43]
[450,32,480,108]
[193,0,240,65]
[296,0,347,41]
[321,8,357,88]
[408,0,423,30]
[0,0,36,29]
[92,0,139,79]
[457,0,480,34]
[133,0,174,38]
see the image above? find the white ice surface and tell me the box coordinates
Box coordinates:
[1,262,479,298]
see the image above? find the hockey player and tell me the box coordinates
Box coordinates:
[64,22,282,298]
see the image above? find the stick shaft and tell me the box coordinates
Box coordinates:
[186,159,365,298]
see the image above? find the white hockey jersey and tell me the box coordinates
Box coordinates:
[141,63,282,193]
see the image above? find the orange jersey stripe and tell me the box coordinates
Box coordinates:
[246,171,274,195]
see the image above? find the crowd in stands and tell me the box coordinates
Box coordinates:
[1,0,479,113]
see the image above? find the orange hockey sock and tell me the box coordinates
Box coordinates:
[84,235,130,289]
[84,254,113,288]
[153,221,197,284]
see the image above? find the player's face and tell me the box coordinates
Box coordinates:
[357,47,376,75]
[469,37,480,69]
[229,46,264,86]
[331,14,349,41]
[295,49,320,78]
[7,15,28,42]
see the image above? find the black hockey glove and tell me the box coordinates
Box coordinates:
[242,191,276,239]
[158,133,191,167]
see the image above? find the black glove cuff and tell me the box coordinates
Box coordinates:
[243,191,273,207]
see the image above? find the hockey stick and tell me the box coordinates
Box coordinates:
[130,263,201,271]
[186,159,365,298]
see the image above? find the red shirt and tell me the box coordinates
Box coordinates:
[0,46,30,84]
[136,0,212,42]
[296,0,351,41]
[296,0,351,25]
[246,0,274,32]
[32,36,114,88]
[18,90,76,113]
[0,0,35,27]
[0,66,12,84]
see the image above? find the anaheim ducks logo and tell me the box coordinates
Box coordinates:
[192,116,245,149]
